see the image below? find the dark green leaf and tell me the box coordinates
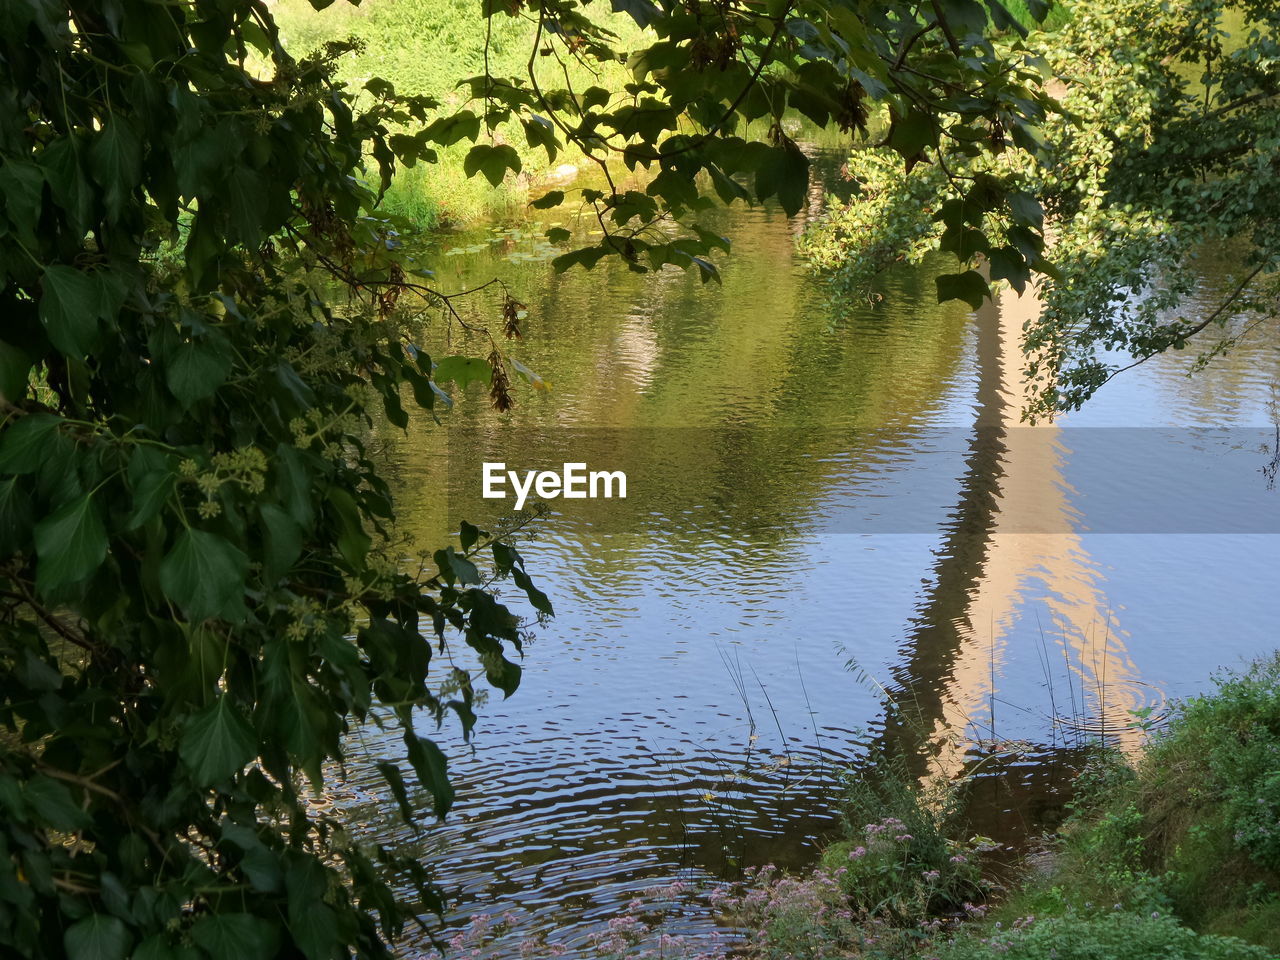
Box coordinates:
[404,733,454,818]
[89,119,142,223]
[935,270,991,310]
[159,529,249,623]
[26,775,92,831]
[190,913,279,960]
[531,190,564,209]
[40,266,102,357]
[0,413,62,474]
[34,492,108,591]
[181,698,257,785]
[260,504,302,583]
[166,338,232,408]
[65,913,130,960]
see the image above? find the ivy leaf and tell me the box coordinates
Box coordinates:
[40,265,103,357]
[189,913,280,960]
[26,775,92,831]
[459,520,481,551]
[181,698,256,786]
[436,545,480,585]
[65,913,131,960]
[127,447,174,530]
[935,270,991,310]
[0,414,60,475]
[89,119,142,224]
[463,144,522,187]
[34,493,108,592]
[160,529,249,623]
[511,565,554,617]
[40,136,94,234]
[166,337,232,408]
[326,488,370,568]
[404,732,454,819]
[260,504,303,583]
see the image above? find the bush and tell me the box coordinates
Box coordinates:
[934,911,1268,960]
[825,761,989,921]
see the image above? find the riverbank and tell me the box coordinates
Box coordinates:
[731,654,1280,959]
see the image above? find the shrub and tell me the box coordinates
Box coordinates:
[827,761,990,921]
[934,910,1268,960]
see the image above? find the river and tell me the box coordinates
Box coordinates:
[330,188,1280,957]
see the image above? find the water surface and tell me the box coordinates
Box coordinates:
[342,196,1280,955]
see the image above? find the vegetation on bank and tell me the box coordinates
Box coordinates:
[427,656,1280,958]
[728,655,1280,959]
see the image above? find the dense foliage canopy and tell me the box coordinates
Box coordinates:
[806,0,1280,417]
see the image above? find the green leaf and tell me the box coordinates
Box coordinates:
[404,732,454,818]
[327,487,370,567]
[40,136,94,234]
[285,857,341,960]
[159,529,249,623]
[1008,189,1044,228]
[40,265,103,357]
[0,414,61,474]
[65,913,130,960]
[512,565,554,617]
[459,520,481,551]
[886,112,936,158]
[34,493,108,592]
[754,144,809,217]
[127,447,175,530]
[432,355,491,389]
[26,775,92,831]
[181,698,256,785]
[531,190,564,209]
[422,111,481,146]
[436,545,480,585]
[166,337,232,408]
[189,913,279,960]
[226,166,268,246]
[89,119,142,223]
[935,270,991,310]
[260,504,302,583]
[545,227,572,244]
[463,143,522,187]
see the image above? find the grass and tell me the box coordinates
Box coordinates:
[272,0,643,227]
